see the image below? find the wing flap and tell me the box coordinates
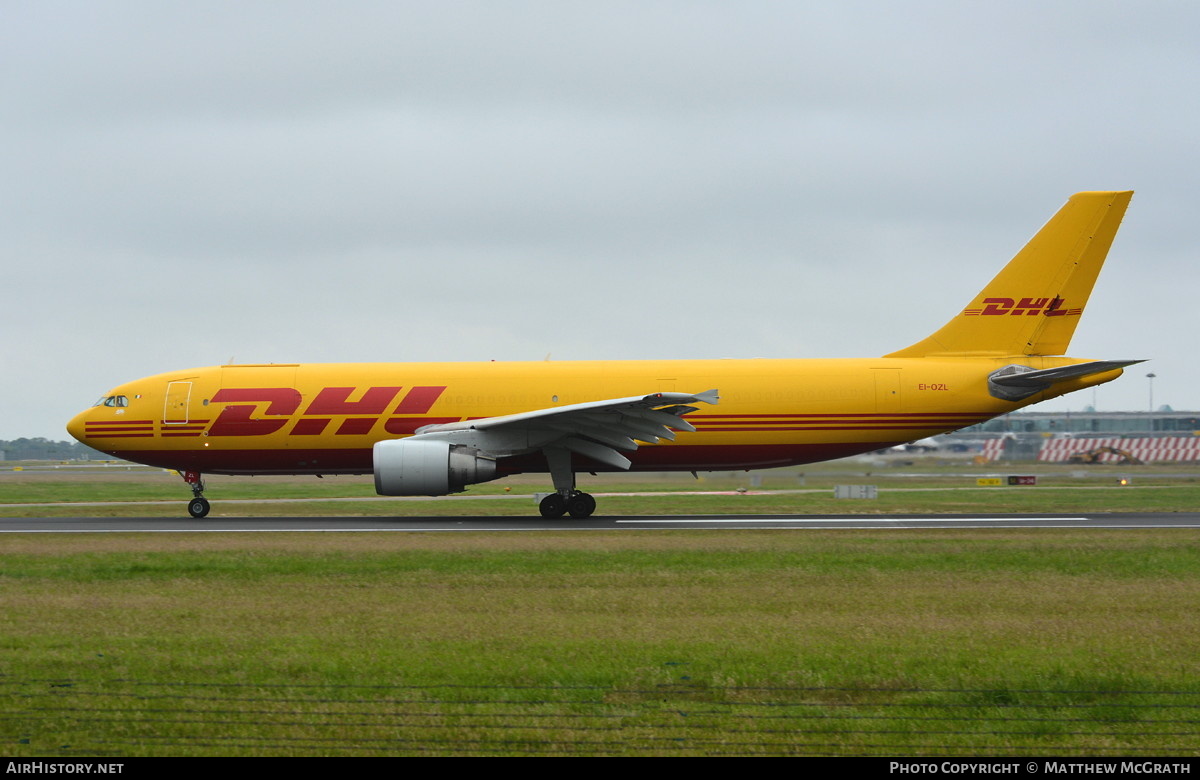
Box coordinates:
[560,436,633,470]
[629,407,699,432]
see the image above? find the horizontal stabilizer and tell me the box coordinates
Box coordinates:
[988,360,1144,401]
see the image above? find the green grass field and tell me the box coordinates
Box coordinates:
[2,460,1199,756]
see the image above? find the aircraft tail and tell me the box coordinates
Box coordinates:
[885,191,1133,358]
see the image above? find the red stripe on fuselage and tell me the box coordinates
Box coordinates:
[102,441,898,477]
[688,412,991,419]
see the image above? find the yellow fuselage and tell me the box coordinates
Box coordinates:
[67,355,1117,476]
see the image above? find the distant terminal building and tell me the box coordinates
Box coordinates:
[940,408,1200,463]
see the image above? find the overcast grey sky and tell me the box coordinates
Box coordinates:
[3,1,1196,440]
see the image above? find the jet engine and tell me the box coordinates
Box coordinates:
[373,438,498,496]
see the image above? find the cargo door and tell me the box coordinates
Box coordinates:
[164,381,193,425]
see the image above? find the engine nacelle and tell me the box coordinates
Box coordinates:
[373,438,498,496]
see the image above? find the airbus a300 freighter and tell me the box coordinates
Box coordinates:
[69,191,1139,519]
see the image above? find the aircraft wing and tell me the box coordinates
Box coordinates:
[410,389,720,469]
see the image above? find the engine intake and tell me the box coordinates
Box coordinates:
[373,438,498,496]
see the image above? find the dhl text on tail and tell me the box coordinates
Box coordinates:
[68,191,1141,519]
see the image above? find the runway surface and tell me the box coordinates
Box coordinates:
[4,512,1200,532]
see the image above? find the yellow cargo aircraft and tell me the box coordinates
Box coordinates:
[68,191,1139,519]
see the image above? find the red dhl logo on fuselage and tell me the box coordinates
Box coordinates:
[85,386,453,439]
[202,386,450,436]
[962,297,1082,317]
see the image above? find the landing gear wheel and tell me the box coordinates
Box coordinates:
[188,497,210,519]
[566,492,596,519]
[539,493,567,519]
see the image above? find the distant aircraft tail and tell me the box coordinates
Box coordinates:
[885,191,1133,358]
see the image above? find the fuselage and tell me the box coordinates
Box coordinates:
[67,355,1117,477]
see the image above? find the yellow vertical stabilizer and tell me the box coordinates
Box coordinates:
[885,191,1132,358]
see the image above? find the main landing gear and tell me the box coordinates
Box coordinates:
[181,470,210,518]
[538,447,597,519]
[539,490,597,519]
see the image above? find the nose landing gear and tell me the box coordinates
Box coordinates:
[181,470,210,518]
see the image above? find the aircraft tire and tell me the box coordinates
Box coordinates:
[188,497,210,519]
[567,492,596,519]
[538,494,567,519]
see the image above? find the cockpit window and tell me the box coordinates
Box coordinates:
[93,395,129,407]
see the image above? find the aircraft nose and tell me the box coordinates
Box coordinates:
[66,409,90,444]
